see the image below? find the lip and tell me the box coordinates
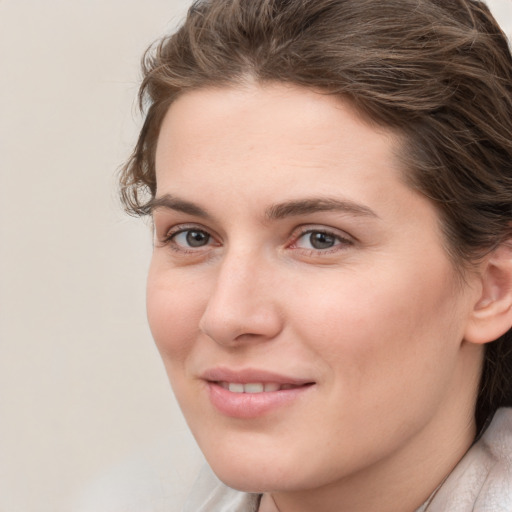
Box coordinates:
[201,367,314,386]
[201,367,315,419]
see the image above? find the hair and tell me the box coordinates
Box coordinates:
[119,0,512,433]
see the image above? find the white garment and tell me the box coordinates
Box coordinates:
[417,407,512,511]
[183,408,512,512]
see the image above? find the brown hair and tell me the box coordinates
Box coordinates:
[120,0,512,432]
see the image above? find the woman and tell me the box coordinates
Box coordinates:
[120,0,512,510]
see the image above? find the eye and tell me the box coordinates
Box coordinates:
[292,228,352,252]
[161,226,218,253]
[298,231,338,250]
[173,229,211,248]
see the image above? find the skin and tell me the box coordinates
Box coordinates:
[147,83,489,512]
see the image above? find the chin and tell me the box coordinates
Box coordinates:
[210,464,292,494]
[200,446,278,491]
[200,441,319,494]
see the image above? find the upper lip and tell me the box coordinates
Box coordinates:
[201,367,315,386]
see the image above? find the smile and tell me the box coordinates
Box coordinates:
[205,376,315,418]
[217,382,304,393]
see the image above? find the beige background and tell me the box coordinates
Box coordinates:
[0,1,511,511]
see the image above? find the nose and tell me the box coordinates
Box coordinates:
[199,251,283,347]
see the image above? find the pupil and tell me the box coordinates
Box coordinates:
[186,230,209,247]
[310,232,335,249]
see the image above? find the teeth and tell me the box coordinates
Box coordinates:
[220,382,298,393]
[244,383,264,393]
[228,383,245,393]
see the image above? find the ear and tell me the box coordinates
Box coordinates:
[464,242,512,345]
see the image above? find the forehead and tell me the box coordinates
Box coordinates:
[157,83,392,144]
[155,84,404,199]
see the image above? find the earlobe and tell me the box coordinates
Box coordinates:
[465,243,512,345]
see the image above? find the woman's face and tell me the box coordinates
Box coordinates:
[147,84,481,495]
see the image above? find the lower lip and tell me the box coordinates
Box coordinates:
[206,382,314,419]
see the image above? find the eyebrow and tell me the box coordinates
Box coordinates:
[147,194,378,220]
[146,194,211,218]
[265,197,379,220]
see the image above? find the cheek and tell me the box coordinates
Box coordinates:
[288,261,463,393]
[146,267,206,364]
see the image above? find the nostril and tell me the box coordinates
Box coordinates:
[234,332,265,341]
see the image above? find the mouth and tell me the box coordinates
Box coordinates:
[202,369,316,418]
[214,381,313,393]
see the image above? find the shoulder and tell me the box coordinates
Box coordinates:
[419,407,512,511]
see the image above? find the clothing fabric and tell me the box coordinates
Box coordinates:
[416,407,512,511]
[183,407,512,511]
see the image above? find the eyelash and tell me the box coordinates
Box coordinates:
[289,227,354,255]
[159,224,353,256]
[160,224,217,254]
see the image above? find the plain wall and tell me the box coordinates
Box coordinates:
[0,2,202,511]
[0,1,511,511]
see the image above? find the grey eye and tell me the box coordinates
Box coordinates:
[185,230,210,247]
[307,231,337,250]
[172,229,211,248]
